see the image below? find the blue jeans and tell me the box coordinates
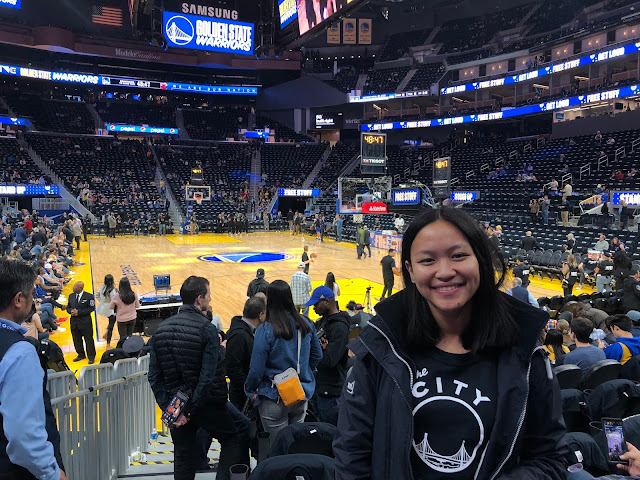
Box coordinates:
[336,227,343,242]
[596,275,612,293]
[541,210,549,225]
[258,398,307,439]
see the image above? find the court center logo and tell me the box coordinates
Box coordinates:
[165,15,194,45]
[198,252,293,263]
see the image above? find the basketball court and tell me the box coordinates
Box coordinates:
[51,231,594,369]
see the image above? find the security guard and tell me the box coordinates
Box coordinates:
[512,256,531,288]
[594,251,615,293]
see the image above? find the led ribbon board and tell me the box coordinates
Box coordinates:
[349,89,431,103]
[0,64,257,96]
[278,0,297,27]
[392,189,420,205]
[441,42,640,95]
[0,116,29,126]
[106,124,179,135]
[611,191,640,206]
[361,85,639,131]
[163,11,254,56]
[0,0,20,8]
[451,191,479,202]
[0,185,59,195]
[277,188,320,197]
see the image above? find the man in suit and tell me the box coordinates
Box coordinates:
[66,281,96,363]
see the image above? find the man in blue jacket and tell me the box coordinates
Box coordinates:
[0,259,65,480]
[598,314,640,365]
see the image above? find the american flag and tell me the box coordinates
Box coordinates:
[92,5,123,27]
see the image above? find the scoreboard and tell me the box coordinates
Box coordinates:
[361,132,387,175]
[432,157,451,198]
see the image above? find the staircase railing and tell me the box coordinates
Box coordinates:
[17,136,94,220]
[579,164,590,180]
[597,153,609,170]
[149,142,184,226]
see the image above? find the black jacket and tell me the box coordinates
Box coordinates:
[225,315,255,408]
[249,453,335,479]
[315,311,351,397]
[247,278,270,298]
[333,290,568,480]
[519,237,539,251]
[267,422,336,458]
[622,276,640,312]
[66,291,95,322]
[148,305,227,415]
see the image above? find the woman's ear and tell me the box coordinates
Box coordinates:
[405,260,415,283]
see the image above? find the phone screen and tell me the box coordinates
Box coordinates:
[161,391,188,426]
[603,419,627,462]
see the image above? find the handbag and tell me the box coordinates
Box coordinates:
[272,329,306,407]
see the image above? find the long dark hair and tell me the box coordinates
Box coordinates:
[103,274,116,298]
[400,207,518,354]
[544,329,566,362]
[266,280,311,339]
[324,272,336,292]
[118,277,136,305]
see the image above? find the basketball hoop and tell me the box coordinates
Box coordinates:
[353,214,363,223]
[194,193,203,205]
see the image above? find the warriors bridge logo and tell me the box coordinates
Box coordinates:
[198,252,293,263]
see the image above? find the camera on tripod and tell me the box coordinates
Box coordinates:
[365,286,372,292]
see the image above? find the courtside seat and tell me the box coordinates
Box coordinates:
[555,364,583,390]
[580,360,622,391]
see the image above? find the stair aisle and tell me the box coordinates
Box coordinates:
[121,433,257,479]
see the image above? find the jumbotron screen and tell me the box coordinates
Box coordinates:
[298,0,358,35]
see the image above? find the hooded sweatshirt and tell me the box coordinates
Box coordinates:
[604,336,640,365]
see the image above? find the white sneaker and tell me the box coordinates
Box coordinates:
[576,285,582,290]
[55,327,66,333]
[67,270,76,275]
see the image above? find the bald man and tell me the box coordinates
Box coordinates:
[66,281,96,363]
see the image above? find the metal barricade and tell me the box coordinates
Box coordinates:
[49,357,154,480]
[47,370,77,399]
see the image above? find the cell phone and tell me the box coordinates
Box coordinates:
[602,417,629,465]
[161,391,189,427]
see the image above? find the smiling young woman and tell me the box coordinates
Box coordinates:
[333,207,568,480]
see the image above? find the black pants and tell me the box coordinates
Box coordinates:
[105,315,116,344]
[563,284,574,298]
[70,317,96,360]
[74,236,81,250]
[109,227,116,238]
[364,244,371,256]
[117,320,135,339]
[172,401,250,480]
[381,277,394,298]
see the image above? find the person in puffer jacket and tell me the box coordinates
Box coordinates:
[334,207,568,480]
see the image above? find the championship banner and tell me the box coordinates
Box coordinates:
[358,19,371,44]
[327,23,340,44]
[342,18,356,44]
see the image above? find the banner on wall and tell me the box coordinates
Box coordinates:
[342,18,356,44]
[327,23,340,44]
[358,18,371,44]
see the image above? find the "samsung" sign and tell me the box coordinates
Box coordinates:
[163,11,254,56]
[181,2,238,20]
